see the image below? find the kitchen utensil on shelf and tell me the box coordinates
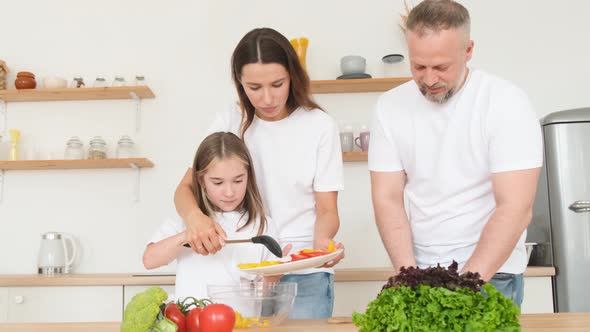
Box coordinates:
[116,135,135,158]
[112,76,126,87]
[8,129,20,160]
[183,235,283,258]
[88,136,107,159]
[340,55,366,75]
[43,76,67,89]
[64,136,84,159]
[71,77,85,88]
[15,71,36,89]
[336,73,372,80]
[0,60,8,90]
[382,53,406,77]
[290,37,309,71]
[355,130,371,152]
[37,232,79,275]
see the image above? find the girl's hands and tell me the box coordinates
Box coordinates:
[184,210,227,255]
[314,238,345,268]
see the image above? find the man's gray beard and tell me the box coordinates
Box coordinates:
[420,86,455,104]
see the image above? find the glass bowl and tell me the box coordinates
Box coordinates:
[207,282,297,328]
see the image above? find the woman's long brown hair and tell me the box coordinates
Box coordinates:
[192,132,267,234]
[231,27,322,138]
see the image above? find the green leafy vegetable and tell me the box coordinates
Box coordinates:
[121,286,169,332]
[353,262,521,332]
[152,316,179,332]
[383,261,484,292]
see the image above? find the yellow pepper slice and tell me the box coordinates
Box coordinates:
[328,240,335,253]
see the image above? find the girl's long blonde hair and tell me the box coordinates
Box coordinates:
[192,132,267,234]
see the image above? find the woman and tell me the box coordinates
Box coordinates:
[174,27,344,319]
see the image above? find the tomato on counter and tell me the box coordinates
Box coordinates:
[199,303,235,332]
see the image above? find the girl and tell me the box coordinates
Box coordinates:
[174,28,345,318]
[143,132,278,300]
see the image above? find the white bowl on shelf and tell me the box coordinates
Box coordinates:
[43,76,68,89]
[340,55,366,75]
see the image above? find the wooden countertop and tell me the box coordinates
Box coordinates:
[0,266,555,287]
[0,313,588,332]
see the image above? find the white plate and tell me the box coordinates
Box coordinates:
[241,249,344,276]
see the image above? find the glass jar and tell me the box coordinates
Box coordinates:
[93,77,107,88]
[116,135,135,158]
[64,136,84,160]
[88,136,107,159]
[134,75,147,86]
[112,76,126,87]
[71,77,85,88]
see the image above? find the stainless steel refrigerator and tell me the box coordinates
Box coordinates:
[529,107,590,312]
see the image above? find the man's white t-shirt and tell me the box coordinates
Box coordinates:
[207,105,344,274]
[148,211,277,300]
[368,68,543,274]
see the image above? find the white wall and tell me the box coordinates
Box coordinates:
[1,0,589,274]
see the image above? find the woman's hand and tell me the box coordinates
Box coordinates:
[184,210,227,255]
[314,238,345,268]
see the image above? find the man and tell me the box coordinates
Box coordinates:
[368,0,542,307]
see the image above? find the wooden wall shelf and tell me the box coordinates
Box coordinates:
[0,158,154,170]
[310,77,411,94]
[0,86,155,102]
[343,151,367,162]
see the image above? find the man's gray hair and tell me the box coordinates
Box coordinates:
[406,0,470,37]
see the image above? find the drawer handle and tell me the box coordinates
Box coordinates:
[14,295,24,304]
[569,201,590,213]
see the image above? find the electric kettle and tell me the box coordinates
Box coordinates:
[37,232,78,275]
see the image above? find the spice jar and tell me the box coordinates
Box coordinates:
[93,77,107,88]
[134,75,147,86]
[15,71,37,89]
[88,136,107,159]
[116,135,135,158]
[112,76,126,87]
[64,136,84,160]
[71,77,85,88]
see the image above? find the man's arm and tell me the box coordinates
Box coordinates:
[462,167,540,281]
[370,170,416,271]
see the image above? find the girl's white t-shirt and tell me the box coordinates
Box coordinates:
[207,105,344,274]
[368,68,543,274]
[148,211,277,300]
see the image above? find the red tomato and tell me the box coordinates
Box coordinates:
[186,307,203,332]
[300,251,328,258]
[199,304,235,332]
[164,302,186,332]
[290,253,307,261]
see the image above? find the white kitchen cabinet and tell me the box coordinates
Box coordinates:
[0,287,7,322]
[123,285,175,308]
[334,281,382,317]
[2,286,122,322]
[333,276,554,317]
[521,277,554,313]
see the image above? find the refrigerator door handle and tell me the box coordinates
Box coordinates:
[569,201,590,213]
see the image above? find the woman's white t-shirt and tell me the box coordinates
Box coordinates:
[148,211,277,300]
[207,105,344,274]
